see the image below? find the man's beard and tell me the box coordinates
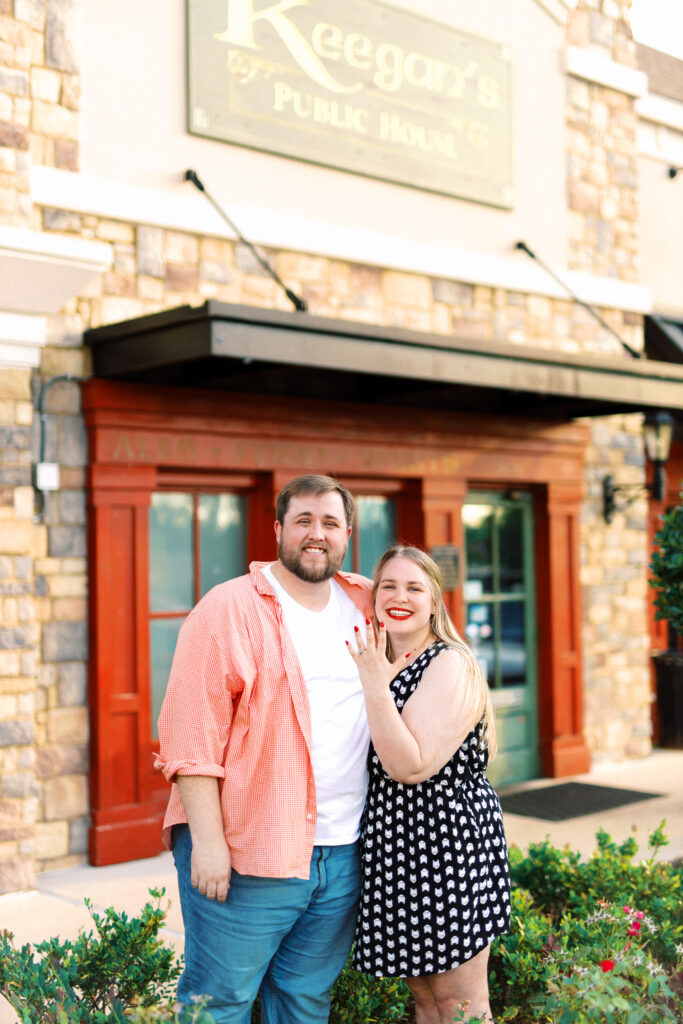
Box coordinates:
[278,540,346,583]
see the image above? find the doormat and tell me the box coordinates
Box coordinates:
[499,781,663,822]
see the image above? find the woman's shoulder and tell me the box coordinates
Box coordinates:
[422,643,466,676]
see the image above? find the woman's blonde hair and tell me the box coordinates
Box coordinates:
[372,544,497,760]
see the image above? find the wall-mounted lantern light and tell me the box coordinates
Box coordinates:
[602,411,674,523]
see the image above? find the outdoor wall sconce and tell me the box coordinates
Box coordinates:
[602,411,674,523]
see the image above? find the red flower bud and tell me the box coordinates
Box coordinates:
[599,959,615,973]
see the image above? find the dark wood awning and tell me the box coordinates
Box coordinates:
[645,314,683,364]
[84,301,683,420]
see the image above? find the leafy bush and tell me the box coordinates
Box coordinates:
[490,823,683,1022]
[330,966,411,1023]
[505,822,682,965]
[650,501,683,639]
[3,831,681,1024]
[0,888,185,1023]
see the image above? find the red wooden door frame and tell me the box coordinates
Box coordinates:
[84,379,590,864]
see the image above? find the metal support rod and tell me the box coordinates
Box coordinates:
[185,169,308,312]
[515,240,642,359]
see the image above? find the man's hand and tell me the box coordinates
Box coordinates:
[191,837,231,903]
[176,775,231,903]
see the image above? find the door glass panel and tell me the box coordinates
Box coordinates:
[150,493,193,612]
[358,497,396,577]
[500,601,526,685]
[465,602,495,684]
[499,505,524,594]
[199,494,247,596]
[463,492,537,786]
[342,495,396,575]
[149,489,248,739]
[463,504,494,592]
[150,617,184,739]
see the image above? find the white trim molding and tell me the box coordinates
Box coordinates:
[0,224,112,316]
[30,166,652,315]
[0,312,47,369]
[636,93,683,134]
[566,46,648,98]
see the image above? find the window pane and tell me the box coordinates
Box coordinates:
[150,617,184,738]
[465,602,495,685]
[358,497,396,578]
[341,495,396,575]
[150,493,193,612]
[463,504,494,593]
[500,601,526,686]
[199,494,247,596]
[499,505,524,594]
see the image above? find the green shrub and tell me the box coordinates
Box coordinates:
[650,501,683,638]
[330,966,411,1023]
[3,831,681,1024]
[0,888,184,1023]
[491,823,683,1022]
[505,822,683,965]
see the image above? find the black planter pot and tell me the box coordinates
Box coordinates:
[653,651,683,748]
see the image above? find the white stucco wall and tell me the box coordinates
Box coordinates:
[638,155,683,317]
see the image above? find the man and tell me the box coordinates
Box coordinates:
[156,474,373,1024]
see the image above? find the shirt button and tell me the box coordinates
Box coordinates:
[306,813,313,820]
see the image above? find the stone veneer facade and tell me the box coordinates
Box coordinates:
[0,0,658,890]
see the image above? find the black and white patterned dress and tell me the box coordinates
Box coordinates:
[352,642,511,978]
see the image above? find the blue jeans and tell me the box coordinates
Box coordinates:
[172,825,360,1024]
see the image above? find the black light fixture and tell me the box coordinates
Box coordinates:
[603,411,674,523]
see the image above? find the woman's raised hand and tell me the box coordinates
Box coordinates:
[347,620,407,690]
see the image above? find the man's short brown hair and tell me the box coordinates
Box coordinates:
[275,475,355,529]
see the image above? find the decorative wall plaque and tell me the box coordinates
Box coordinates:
[429,544,460,591]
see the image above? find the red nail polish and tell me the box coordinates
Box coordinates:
[365,618,371,625]
[380,622,385,628]
[405,653,411,658]
[354,626,359,632]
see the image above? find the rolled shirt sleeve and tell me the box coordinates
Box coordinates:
[156,606,239,782]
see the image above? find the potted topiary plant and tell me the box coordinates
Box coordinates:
[649,499,683,747]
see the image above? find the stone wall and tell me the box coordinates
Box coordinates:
[566,1,652,761]
[581,414,652,764]
[0,368,38,892]
[0,0,80,223]
[567,0,640,282]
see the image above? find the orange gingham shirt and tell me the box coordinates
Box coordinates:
[155,561,373,879]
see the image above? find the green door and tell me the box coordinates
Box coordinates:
[462,492,539,786]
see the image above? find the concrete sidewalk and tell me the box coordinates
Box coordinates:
[0,749,681,1023]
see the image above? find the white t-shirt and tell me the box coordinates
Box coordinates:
[263,564,370,845]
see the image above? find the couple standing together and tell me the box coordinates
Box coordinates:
[156,474,511,1024]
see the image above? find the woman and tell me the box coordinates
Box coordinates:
[347,545,510,1024]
